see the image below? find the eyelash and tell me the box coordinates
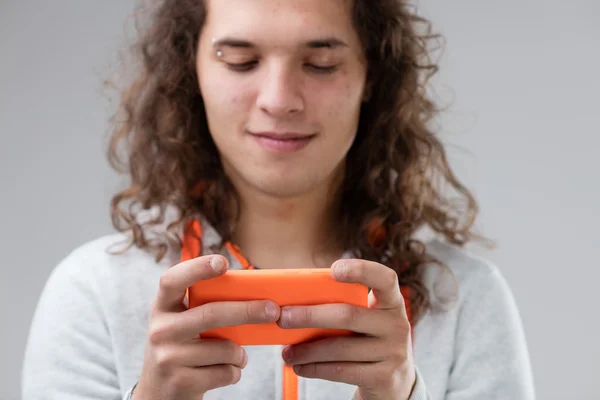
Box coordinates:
[225,61,338,74]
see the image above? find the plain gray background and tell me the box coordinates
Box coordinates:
[1,0,598,399]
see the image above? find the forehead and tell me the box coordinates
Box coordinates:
[203,0,360,49]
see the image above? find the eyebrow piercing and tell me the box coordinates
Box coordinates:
[212,37,223,57]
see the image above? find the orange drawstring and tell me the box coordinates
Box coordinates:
[182,219,299,400]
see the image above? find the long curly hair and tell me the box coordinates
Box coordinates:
[106,0,485,324]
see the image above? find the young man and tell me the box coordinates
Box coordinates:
[22,1,535,399]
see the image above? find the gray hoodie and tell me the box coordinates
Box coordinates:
[22,218,535,399]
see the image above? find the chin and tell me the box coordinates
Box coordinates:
[255,181,315,198]
[250,173,325,199]
[224,159,343,199]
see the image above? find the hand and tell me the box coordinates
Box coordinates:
[277,259,416,400]
[133,255,281,400]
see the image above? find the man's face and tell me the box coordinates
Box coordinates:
[197,0,368,198]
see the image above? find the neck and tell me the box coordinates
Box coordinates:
[229,171,345,270]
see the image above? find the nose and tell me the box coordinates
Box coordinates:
[256,63,305,117]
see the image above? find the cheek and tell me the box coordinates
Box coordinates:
[203,82,235,114]
[201,79,252,134]
[315,80,363,134]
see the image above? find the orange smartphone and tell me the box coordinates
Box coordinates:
[187,268,369,346]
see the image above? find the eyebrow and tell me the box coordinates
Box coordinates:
[212,36,349,49]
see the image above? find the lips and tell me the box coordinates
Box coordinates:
[249,131,316,153]
[252,132,315,140]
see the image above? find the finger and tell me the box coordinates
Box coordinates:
[331,259,405,311]
[155,255,228,312]
[170,300,280,339]
[277,303,393,336]
[282,336,386,365]
[174,364,243,393]
[154,339,248,369]
[293,362,389,388]
[199,364,243,391]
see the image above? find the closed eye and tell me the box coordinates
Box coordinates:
[226,61,259,72]
[306,64,338,74]
[226,61,338,74]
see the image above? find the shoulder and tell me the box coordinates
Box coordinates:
[24,233,166,399]
[420,242,535,397]
[425,239,512,304]
[52,204,187,279]
[54,232,166,273]
[423,239,525,336]
[45,232,177,300]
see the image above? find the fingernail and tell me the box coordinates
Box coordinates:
[210,256,225,273]
[293,365,301,374]
[265,302,278,320]
[282,346,293,363]
[333,261,346,280]
[242,349,248,368]
[280,309,291,327]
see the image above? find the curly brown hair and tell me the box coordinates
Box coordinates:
[106,0,485,324]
